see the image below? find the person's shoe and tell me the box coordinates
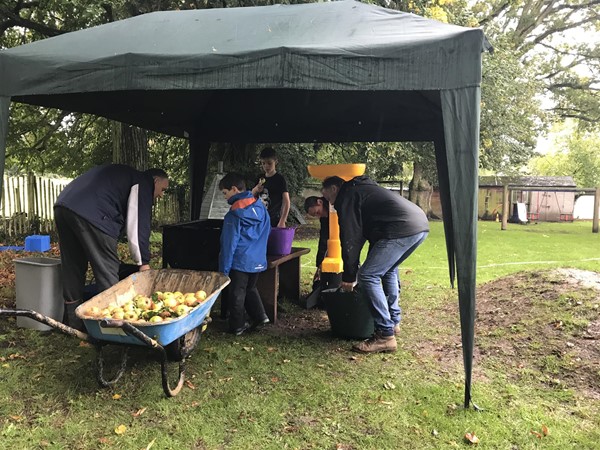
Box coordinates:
[394,323,401,336]
[352,331,397,354]
[231,322,250,336]
[250,316,270,331]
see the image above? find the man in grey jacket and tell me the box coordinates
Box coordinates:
[54,164,169,330]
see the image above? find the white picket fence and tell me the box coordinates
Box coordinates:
[1,174,71,236]
[1,173,183,237]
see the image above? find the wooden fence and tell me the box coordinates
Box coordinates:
[1,173,185,238]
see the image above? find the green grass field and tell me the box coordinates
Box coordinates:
[0,220,598,449]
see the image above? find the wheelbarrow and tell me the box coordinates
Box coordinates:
[0,268,230,397]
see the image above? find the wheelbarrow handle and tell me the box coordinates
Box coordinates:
[100,319,163,351]
[0,308,90,341]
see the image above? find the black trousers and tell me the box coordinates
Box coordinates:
[54,206,120,304]
[228,270,268,331]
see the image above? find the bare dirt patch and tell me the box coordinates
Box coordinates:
[423,269,600,399]
[262,269,600,399]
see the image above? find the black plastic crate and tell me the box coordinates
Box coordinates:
[162,219,223,272]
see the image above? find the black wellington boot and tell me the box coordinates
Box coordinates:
[64,300,85,332]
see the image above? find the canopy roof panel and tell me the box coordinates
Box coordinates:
[0,0,488,98]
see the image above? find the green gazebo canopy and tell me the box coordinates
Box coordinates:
[0,0,490,407]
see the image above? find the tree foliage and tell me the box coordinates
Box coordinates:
[529,122,600,188]
[472,0,600,132]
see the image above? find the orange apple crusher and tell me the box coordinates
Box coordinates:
[304,164,366,307]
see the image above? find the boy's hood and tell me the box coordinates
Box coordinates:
[229,191,267,222]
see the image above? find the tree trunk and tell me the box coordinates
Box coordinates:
[408,161,433,217]
[112,122,148,170]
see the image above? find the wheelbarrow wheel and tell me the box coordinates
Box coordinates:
[165,327,201,362]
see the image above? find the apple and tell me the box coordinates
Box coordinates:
[195,290,207,301]
[135,296,152,310]
[86,306,101,317]
[175,304,190,317]
[184,294,197,307]
[112,310,125,320]
[163,296,178,309]
[148,315,163,323]
[122,302,136,312]
[123,311,139,321]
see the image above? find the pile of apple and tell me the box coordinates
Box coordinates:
[83,290,208,323]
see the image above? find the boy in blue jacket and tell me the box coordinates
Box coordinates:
[219,172,271,335]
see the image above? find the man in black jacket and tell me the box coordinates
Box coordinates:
[54,164,169,330]
[321,175,429,353]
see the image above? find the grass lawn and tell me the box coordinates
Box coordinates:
[0,220,598,449]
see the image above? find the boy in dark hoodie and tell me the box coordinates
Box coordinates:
[219,172,271,335]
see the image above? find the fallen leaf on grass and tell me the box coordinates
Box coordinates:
[144,438,156,450]
[112,394,122,400]
[383,381,396,390]
[9,415,23,421]
[267,347,277,352]
[8,353,25,360]
[218,377,233,382]
[464,432,479,444]
[271,377,279,382]
[242,346,253,352]
[282,359,291,363]
[542,424,549,436]
[79,341,92,348]
[185,380,196,390]
[132,407,147,417]
[316,364,325,368]
[530,430,542,439]
[114,425,127,435]
[348,356,358,361]
[98,437,111,444]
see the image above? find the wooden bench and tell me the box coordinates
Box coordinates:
[256,247,310,323]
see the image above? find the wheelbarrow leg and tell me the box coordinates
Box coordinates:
[160,357,186,397]
[95,344,129,387]
[100,319,188,397]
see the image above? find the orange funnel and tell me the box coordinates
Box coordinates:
[307,163,366,273]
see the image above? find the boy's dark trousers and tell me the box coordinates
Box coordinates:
[228,270,268,332]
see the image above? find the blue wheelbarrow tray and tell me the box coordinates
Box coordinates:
[76,268,230,347]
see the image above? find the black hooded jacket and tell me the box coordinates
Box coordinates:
[334,176,429,282]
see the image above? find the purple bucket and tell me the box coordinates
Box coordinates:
[267,227,295,256]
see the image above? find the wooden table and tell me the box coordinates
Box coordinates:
[256,247,310,323]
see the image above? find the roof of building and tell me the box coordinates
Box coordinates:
[479,176,576,188]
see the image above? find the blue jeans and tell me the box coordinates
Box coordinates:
[358,232,428,336]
